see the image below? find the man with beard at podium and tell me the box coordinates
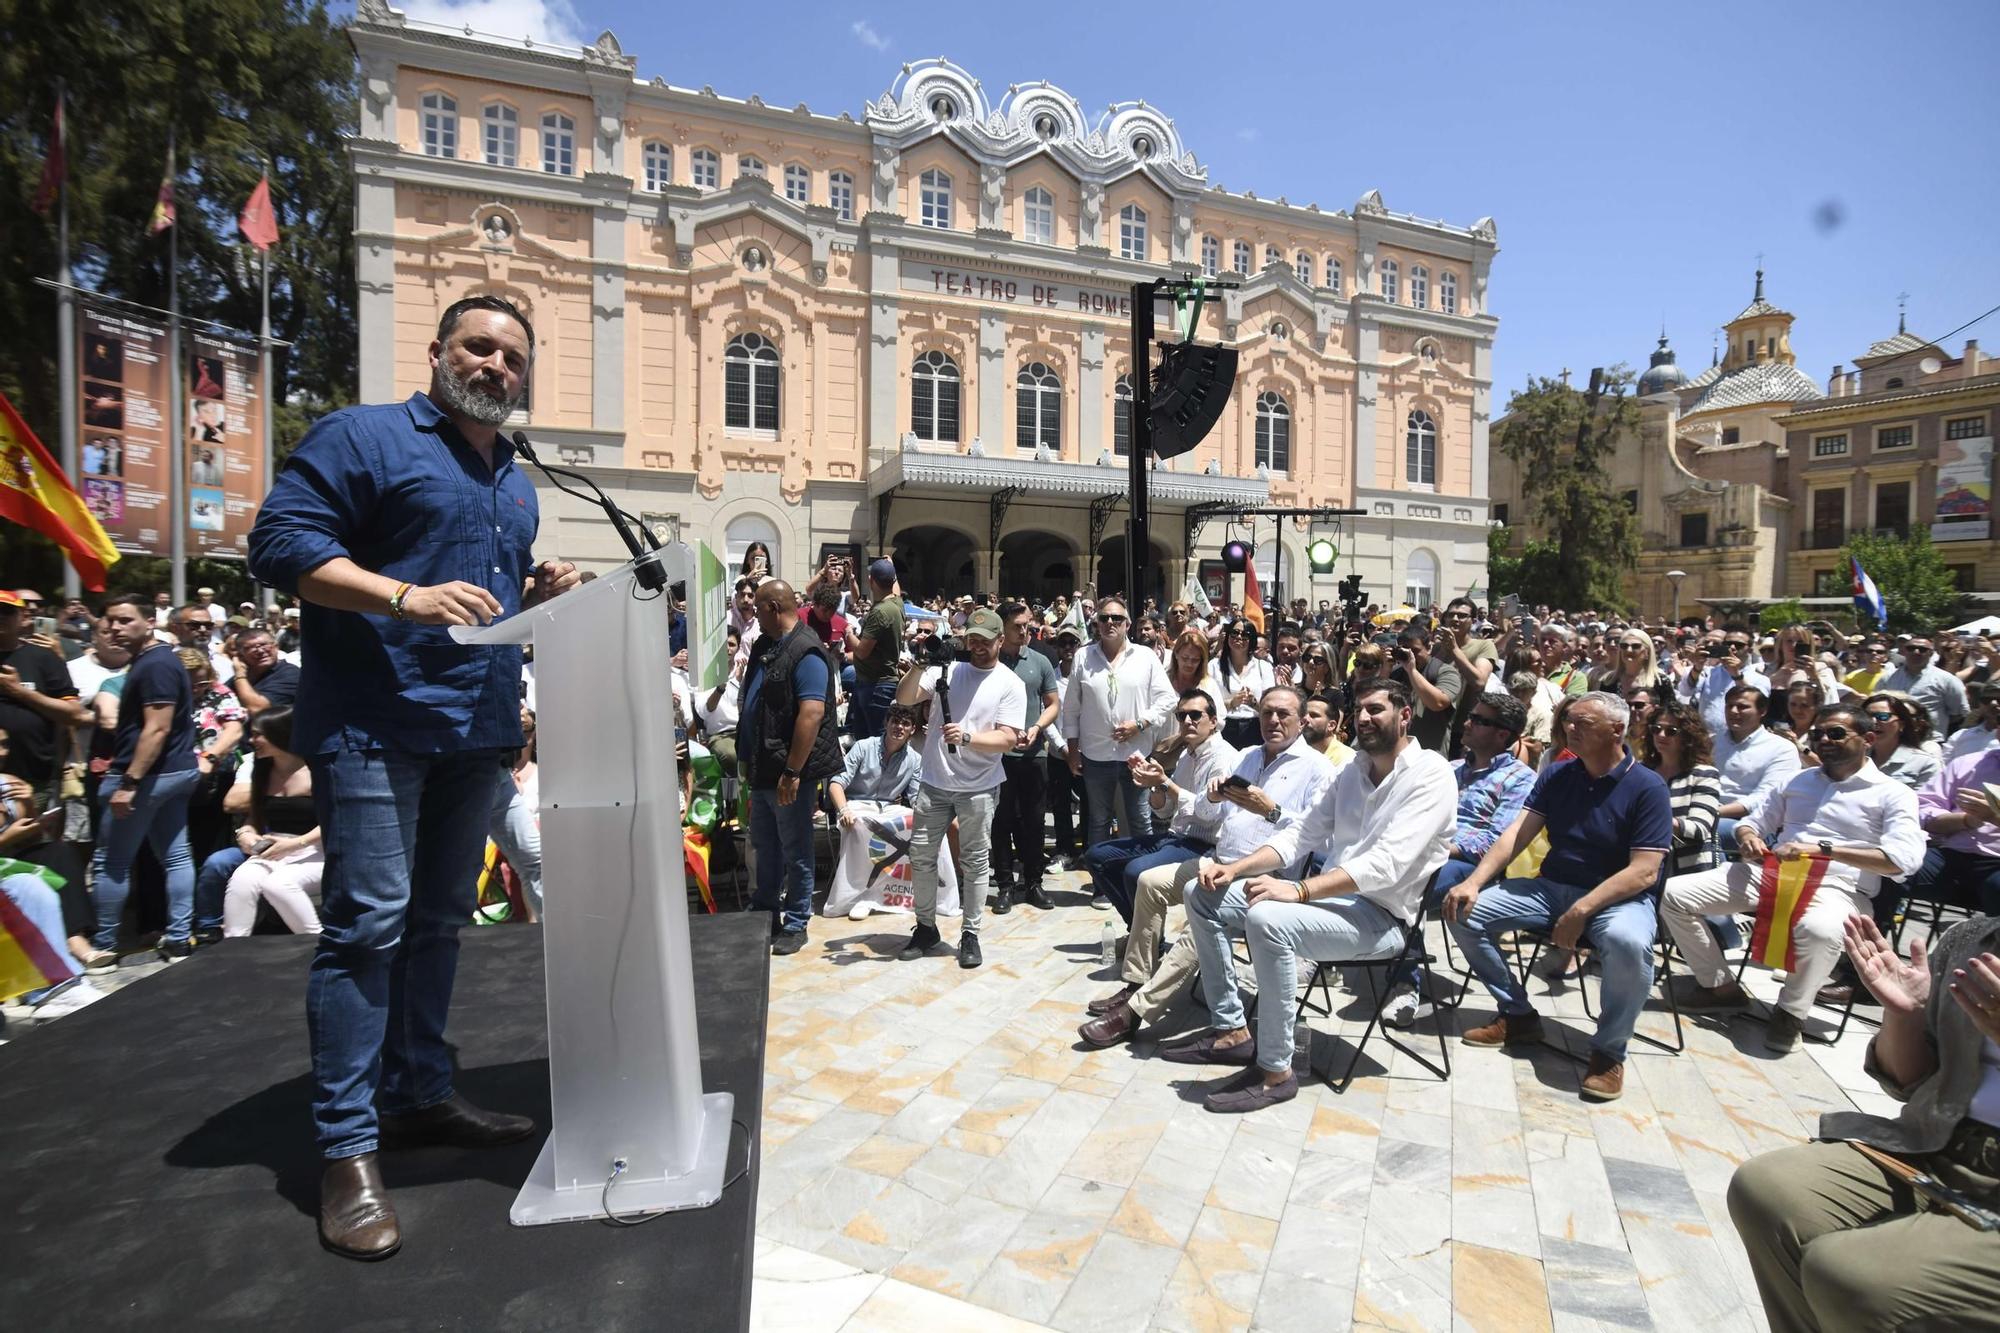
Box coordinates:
[250,294,579,1261]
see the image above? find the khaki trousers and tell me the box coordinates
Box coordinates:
[1728,1135,2000,1333]
[1123,857,1205,1022]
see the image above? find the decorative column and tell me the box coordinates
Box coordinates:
[1078,328,1105,460]
[1353,315,1381,492]
[590,205,626,433]
[355,175,396,405]
[979,311,1006,448]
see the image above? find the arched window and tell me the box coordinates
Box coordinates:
[1264,244,1282,270]
[641,141,671,192]
[482,104,518,168]
[1023,186,1054,244]
[1325,256,1342,293]
[783,163,810,203]
[1255,391,1291,473]
[724,332,781,435]
[420,92,456,158]
[919,169,952,228]
[1295,251,1313,285]
[1406,409,1437,487]
[1016,361,1061,453]
[911,351,961,443]
[1119,204,1147,261]
[1113,374,1134,456]
[1405,549,1439,610]
[724,515,781,582]
[540,112,575,175]
[1232,240,1252,274]
[737,155,765,180]
[1201,234,1220,277]
[1409,264,1429,310]
[828,171,854,221]
[1439,271,1458,315]
[1379,258,1400,304]
[691,148,719,190]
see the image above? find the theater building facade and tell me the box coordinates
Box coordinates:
[348,1,1500,607]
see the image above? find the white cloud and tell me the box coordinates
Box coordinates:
[851,19,891,51]
[399,0,588,49]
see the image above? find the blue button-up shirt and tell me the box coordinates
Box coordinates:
[247,393,539,756]
[1450,749,1537,861]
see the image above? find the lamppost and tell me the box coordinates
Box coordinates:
[1666,569,1688,625]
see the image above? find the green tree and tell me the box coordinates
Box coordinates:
[1840,530,1966,635]
[1492,369,1642,613]
[1756,596,1811,631]
[1,0,356,576]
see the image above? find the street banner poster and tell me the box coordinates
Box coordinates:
[1933,432,1993,542]
[186,330,266,559]
[690,541,730,690]
[77,302,172,554]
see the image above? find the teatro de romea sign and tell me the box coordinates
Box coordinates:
[900,257,1135,320]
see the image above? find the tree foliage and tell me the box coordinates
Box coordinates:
[1840,530,1966,635]
[0,0,356,581]
[1491,369,1642,614]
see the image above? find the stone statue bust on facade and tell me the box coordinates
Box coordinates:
[482,213,512,245]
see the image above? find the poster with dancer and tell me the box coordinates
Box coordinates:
[76,303,172,554]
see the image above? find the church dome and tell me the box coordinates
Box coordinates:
[1636,332,1686,395]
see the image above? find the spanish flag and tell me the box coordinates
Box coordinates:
[1751,853,1828,971]
[0,873,71,1002]
[0,391,119,590]
[684,830,716,914]
[1241,559,1266,635]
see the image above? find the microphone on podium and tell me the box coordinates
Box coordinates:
[510,430,666,592]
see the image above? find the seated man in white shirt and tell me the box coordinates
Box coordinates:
[1661,701,1925,1051]
[1154,679,1456,1113]
[1941,681,2000,763]
[1713,684,1803,853]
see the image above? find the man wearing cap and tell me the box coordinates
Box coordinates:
[0,591,89,794]
[197,586,227,629]
[846,558,905,742]
[895,606,1027,969]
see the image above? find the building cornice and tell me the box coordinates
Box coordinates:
[869,447,1269,506]
[1774,374,2000,427]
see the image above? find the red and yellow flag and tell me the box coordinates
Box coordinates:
[1240,560,1266,635]
[0,881,71,1002]
[0,391,119,590]
[1752,853,1828,971]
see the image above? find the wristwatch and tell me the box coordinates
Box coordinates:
[782,766,802,780]
[1817,839,1835,858]
[1263,808,1281,825]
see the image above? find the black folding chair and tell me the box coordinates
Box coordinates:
[1297,872,1455,1093]
[1453,907,1686,1059]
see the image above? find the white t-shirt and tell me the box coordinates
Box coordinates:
[69,653,120,700]
[912,662,1027,793]
[696,673,741,734]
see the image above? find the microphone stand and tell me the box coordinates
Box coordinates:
[510,430,666,592]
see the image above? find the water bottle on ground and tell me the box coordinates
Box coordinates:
[1099,921,1116,967]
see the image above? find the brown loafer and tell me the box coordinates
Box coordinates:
[319,1152,400,1260]
[1087,983,1139,1016]
[1461,1011,1543,1048]
[1204,1073,1298,1114]
[1078,1003,1140,1049]
[1579,1053,1625,1102]
[1159,1032,1257,1065]
[379,1093,535,1151]
[1677,980,1750,1013]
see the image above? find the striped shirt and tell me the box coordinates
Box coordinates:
[1661,762,1722,874]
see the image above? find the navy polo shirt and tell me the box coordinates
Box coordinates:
[248,392,539,756]
[1525,754,1674,893]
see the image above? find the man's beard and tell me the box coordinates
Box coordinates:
[432,359,522,427]
[1355,725,1396,754]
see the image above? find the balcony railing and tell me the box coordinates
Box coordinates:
[1799,525,1911,551]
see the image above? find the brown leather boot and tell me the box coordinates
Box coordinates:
[1579,1053,1625,1102]
[319,1153,400,1260]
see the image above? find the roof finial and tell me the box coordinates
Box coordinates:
[1897,291,1909,335]
[1753,261,1765,303]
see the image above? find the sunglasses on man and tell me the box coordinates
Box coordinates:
[1097,613,1128,625]
[1808,724,1870,742]
[1174,708,1212,723]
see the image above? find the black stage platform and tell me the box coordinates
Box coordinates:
[0,914,768,1331]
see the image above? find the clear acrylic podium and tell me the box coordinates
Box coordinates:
[454,555,733,1225]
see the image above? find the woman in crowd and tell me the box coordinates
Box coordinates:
[1777,679,1824,760]
[1768,624,1838,705]
[1154,630,1224,766]
[1860,692,1940,790]
[1591,628,1667,696]
[218,707,322,937]
[1210,621,1272,749]
[738,540,773,581]
[1297,639,1336,701]
[177,646,247,867]
[1641,701,1722,875]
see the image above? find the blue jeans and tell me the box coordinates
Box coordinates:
[91,768,202,948]
[307,748,505,1160]
[196,846,250,934]
[1081,757,1151,849]
[5,872,79,1000]
[851,677,898,742]
[1084,832,1210,923]
[750,781,820,935]
[1389,854,1480,990]
[1187,881,1405,1074]
[1448,875,1660,1064]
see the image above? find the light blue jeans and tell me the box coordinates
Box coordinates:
[91,768,203,948]
[488,775,542,916]
[1186,882,1405,1075]
[307,748,506,1160]
[1081,757,1151,848]
[1448,876,1659,1063]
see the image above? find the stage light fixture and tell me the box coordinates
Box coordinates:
[1222,539,1251,573]
[1307,538,1338,573]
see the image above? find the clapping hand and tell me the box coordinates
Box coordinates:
[1948,952,2000,1043]
[1955,789,1996,827]
[1129,756,1168,789]
[1844,914,1930,1016]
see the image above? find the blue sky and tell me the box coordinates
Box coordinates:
[392,0,2000,404]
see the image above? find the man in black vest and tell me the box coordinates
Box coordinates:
[742,580,842,955]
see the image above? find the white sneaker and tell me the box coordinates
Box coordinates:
[848,901,873,921]
[31,978,105,1017]
[1383,986,1433,1029]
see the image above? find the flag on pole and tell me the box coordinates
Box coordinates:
[1057,597,1088,637]
[0,391,120,590]
[1751,853,1829,971]
[1241,561,1266,635]
[31,96,64,216]
[1182,573,1213,620]
[148,134,177,235]
[238,173,279,251]
[1850,555,1887,629]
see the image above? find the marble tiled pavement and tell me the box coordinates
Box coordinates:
[746,871,1903,1333]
